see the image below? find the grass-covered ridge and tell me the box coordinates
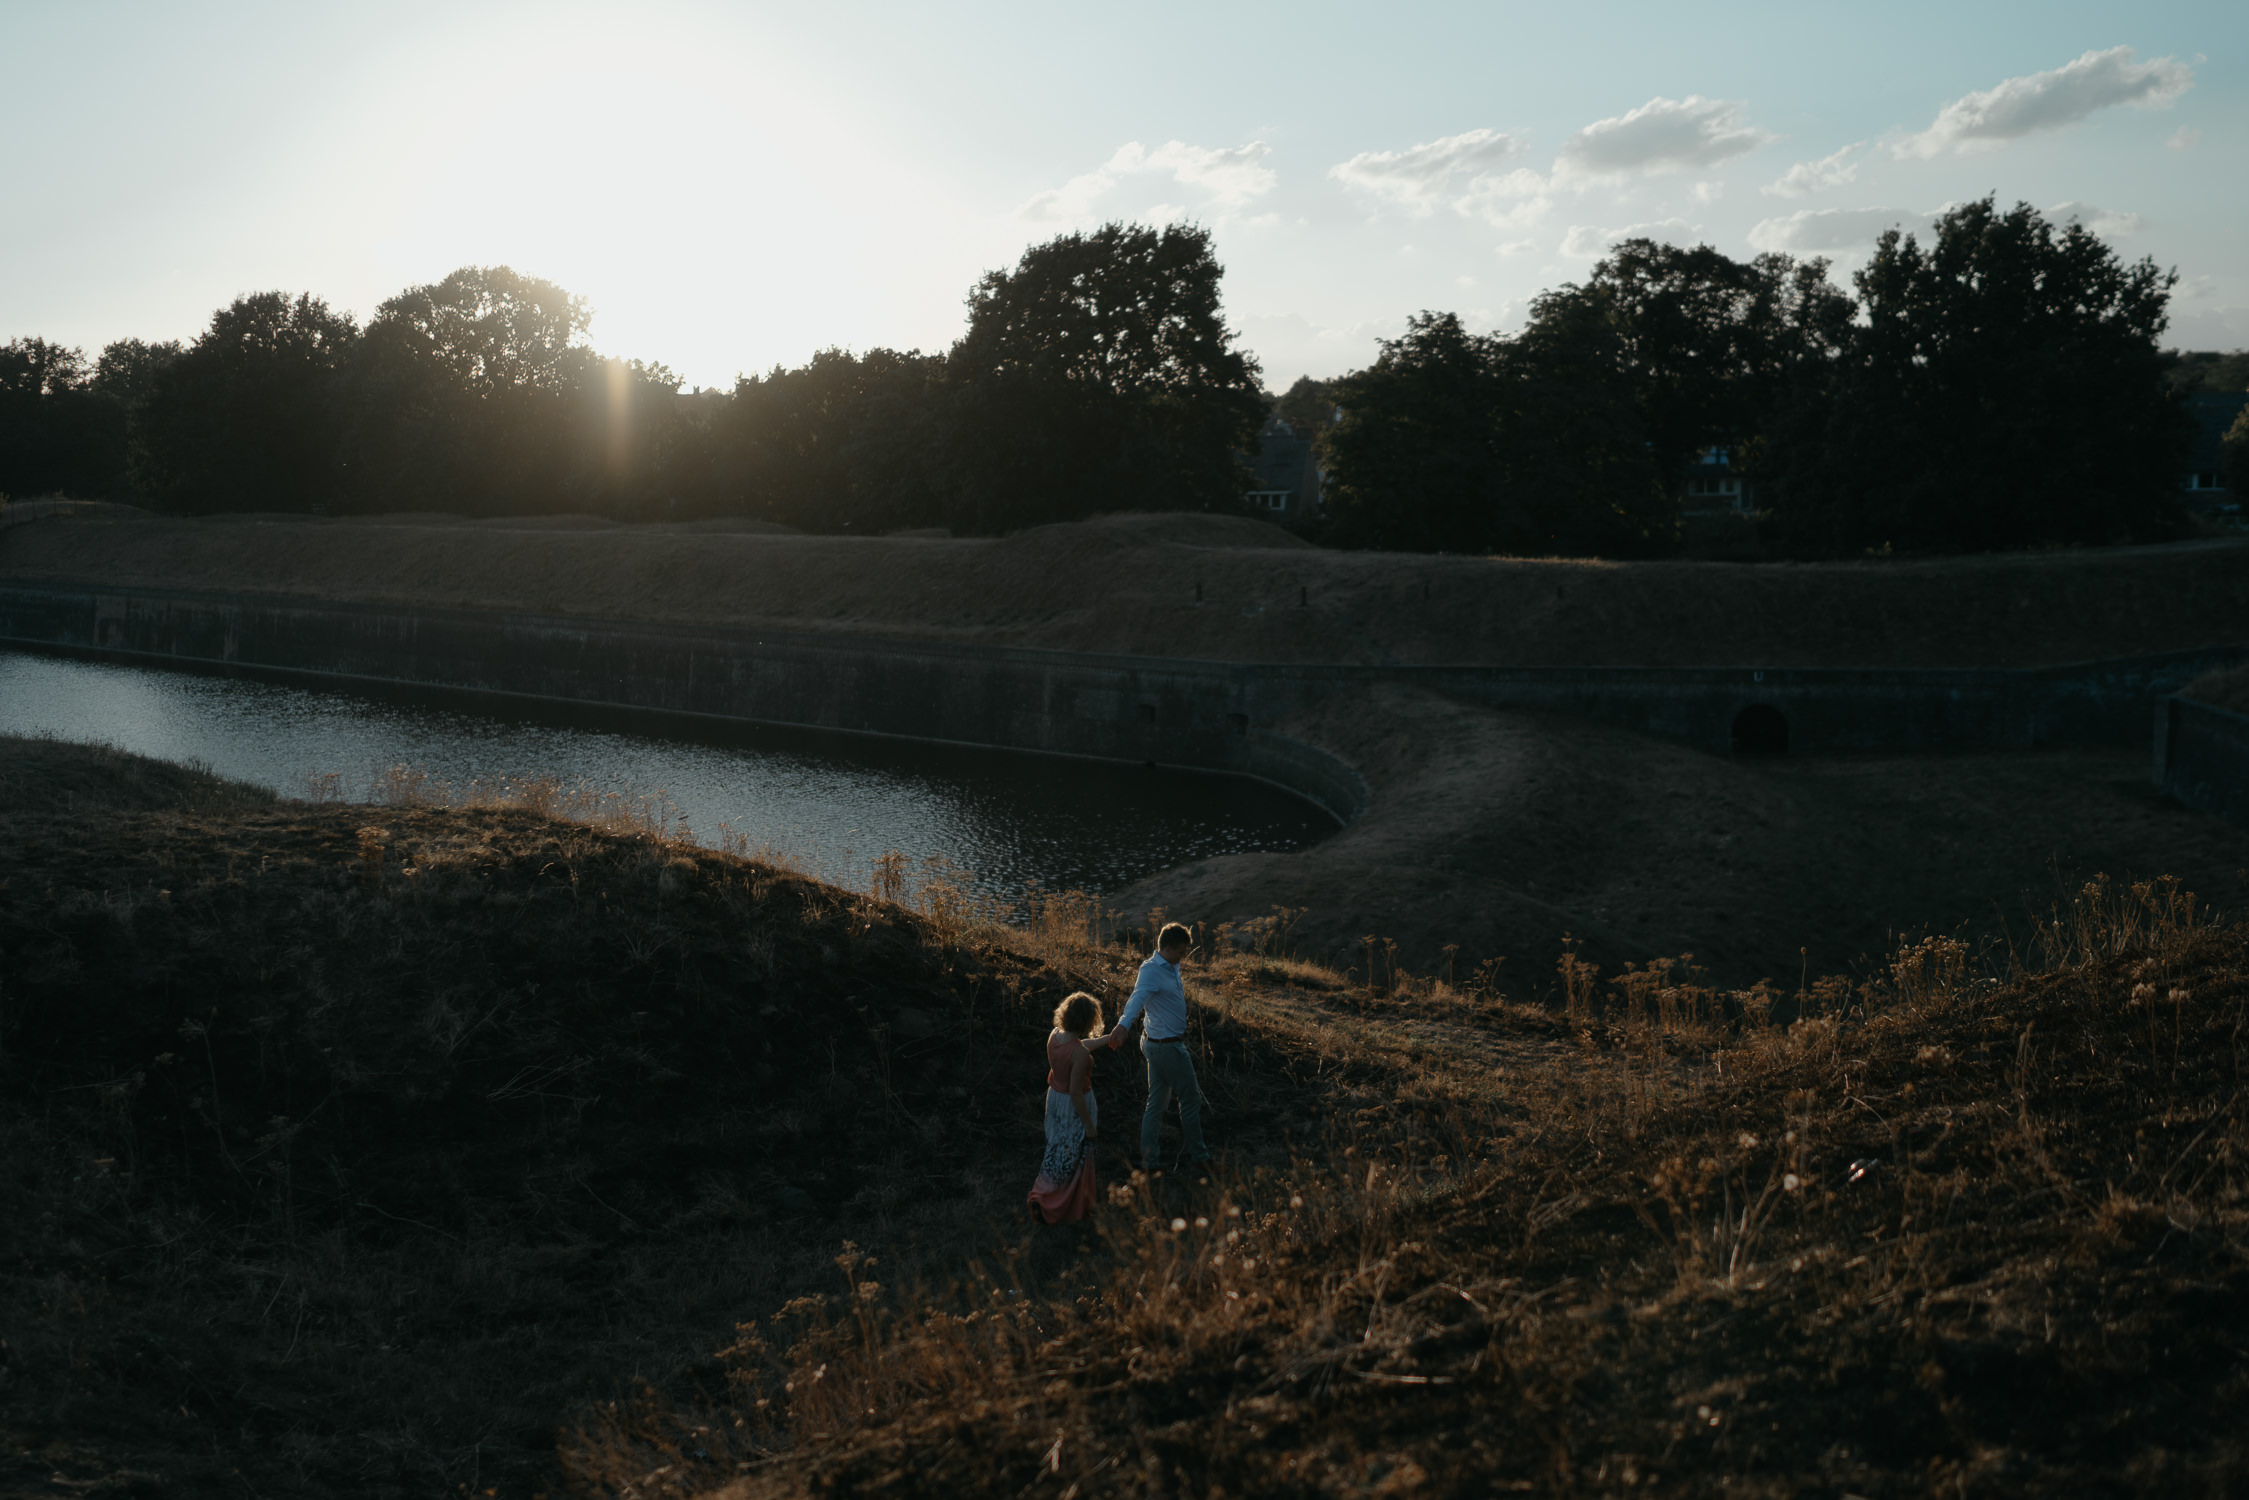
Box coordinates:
[7,509,2249,670]
[3,737,2243,1497]
[591,879,2249,1500]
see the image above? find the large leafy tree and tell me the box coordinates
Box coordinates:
[1320,313,1508,552]
[1765,197,2187,553]
[935,221,1264,533]
[1320,307,1669,556]
[0,337,131,500]
[697,346,943,531]
[340,265,684,515]
[135,293,360,513]
[91,338,185,412]
[1494,289,1675,553]
[343,266,593,513]
[1317,240,1845,557]
[1270,374,1341,438]
[1579,239,1852,488]
[360,265,591,401]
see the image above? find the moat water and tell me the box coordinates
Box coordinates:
[0,648,1334,900]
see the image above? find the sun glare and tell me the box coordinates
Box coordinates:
[366,20,959,385]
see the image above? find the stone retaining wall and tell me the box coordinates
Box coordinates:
[2155,696,2249,831]
[2,581,2240,827]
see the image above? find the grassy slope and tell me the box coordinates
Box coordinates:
[2188,664,2249,715]
[1,737,1370,1498]
[5,739,2246,1497]
[671,889,2249,1500]
[1118,684,2249,986]
[4,511,2247,668]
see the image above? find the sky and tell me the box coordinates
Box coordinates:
[4,1,2244,392]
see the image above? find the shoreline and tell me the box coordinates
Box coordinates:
[8,510,2249,988]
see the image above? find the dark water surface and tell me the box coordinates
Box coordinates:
[0,647,1334,898]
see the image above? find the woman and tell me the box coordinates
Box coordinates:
[1027,991,1104,1224]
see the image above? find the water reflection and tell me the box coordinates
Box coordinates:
[0,648,1333,897]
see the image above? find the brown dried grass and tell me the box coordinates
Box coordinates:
[6,737,2245,1498]
[5,510,2247,668]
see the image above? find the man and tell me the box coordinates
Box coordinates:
[1106,922,1209,1170]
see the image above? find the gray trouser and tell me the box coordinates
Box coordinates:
[1140,1036,1206,1165]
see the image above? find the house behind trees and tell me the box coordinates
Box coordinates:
[2181,390,2246,513]
[1241,415,1322,523]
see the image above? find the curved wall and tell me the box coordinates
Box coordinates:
[1,580,2240,828]
[2156,696,2249,831]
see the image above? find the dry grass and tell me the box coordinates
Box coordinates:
[6,509,2249,668]
[1119,683,2249,987]
[5,736,2246,1498]
[566,877,2249,1500]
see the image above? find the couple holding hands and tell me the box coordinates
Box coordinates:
[1027,922,1207,1224]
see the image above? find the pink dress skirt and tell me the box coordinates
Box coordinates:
[1028,1086,1099,1223]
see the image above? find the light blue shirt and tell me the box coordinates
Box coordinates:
[1115,951,1188,1041]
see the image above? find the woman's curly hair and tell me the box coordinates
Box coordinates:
[1052,991,1103,1038]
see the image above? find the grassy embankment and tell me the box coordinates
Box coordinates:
[10,509,2249,990]
[6,509,2249,668]
[4,737,2244,1497]
[2187,663,2249,715]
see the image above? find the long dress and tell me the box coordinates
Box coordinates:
[1028,1030,1099,1223]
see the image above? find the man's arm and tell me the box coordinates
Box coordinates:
[1111,967,1155,1044]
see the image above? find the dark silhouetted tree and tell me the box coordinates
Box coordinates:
[1270,374,1341,438]
[2163,349,2249,394]
[91,338,186,410]
[340,266,683,516]
[0,337,130,499]
[0,337,89,399]
[1320,313,1506,552]
[1319,307,1668,556]
[1494,288,1674,553]
[698,347,943,531]
[1764,197,2187,553]
[1578,239,1852,489]
[138,293,359,513]
[934,221,1264,532]
[344,266,590,513]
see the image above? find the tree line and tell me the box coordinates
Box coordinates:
[0,224,1264,535]
[1316,197,2211,556]
[2,199,2229,554]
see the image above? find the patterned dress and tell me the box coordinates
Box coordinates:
[1027,1029,1099,1223]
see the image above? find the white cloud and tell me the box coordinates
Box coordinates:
[1451,168,1553,229]
[2049,201,2145,237]
[1554,96,1773,180]
[2168,125,2201,150]
[2164,297,2249,351]
[1018,139,1275,221]
[1895,46,2193,158]
[1327,128,1527,214]
[1762,142,1866,198]
[1560,217,1700,258]
[1746,206,1935,254]
[1237,311,1401,385]
[1496,239,1538,257]
[1692,180,1726,205]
